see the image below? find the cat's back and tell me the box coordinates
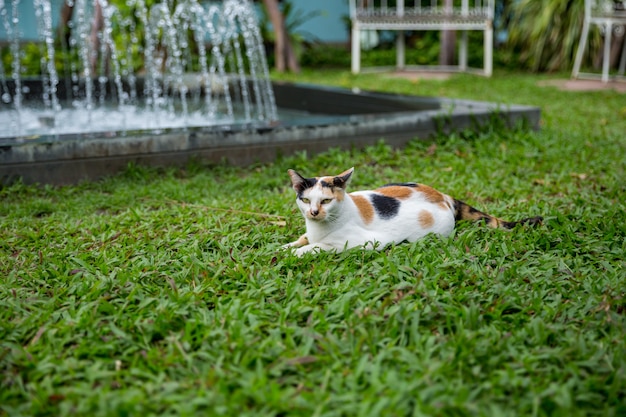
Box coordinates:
[348,182,454,222]
[352,182,453,208]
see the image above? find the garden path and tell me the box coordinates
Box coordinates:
[387,70,626,92]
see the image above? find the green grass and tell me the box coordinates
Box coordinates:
[1,70,625,416]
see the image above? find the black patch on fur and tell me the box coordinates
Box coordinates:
[505,216,543,229]
[335,170,353,188]
[525,216,543,226]
[381,182,418,188]
[453,199,466,221]
[321,175,350,190]
[371,194,400,219]
[295,177,318,195]
[454,199,490,223]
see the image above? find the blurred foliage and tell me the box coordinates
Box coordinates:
[1,43,42,76]
[505,0,599,72]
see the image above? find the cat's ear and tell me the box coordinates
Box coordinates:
[288,169,316,194]
[333,167,354,189]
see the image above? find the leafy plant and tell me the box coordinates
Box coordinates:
[506,0,597,72]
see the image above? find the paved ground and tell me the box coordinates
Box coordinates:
[386,71,454,81]
[387,70,626,93]
[536,78,626,93]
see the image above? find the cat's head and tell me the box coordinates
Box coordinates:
[288,167,354,222]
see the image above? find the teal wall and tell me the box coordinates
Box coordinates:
[0,1,65,41]
[0,0,350,44]
[288,0,349,44]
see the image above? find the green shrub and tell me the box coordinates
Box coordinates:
[506,0,596,72]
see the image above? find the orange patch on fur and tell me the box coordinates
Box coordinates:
[333,188,345,201]
[438,201,452,210]
[417,184,445,204]
[350,194,374,224]
[376,186,414,200]
[418,210,435,228]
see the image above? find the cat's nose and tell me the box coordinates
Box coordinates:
[310,209,319,217]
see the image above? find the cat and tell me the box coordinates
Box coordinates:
[283,167,542,256]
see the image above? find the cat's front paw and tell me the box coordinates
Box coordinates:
[293,243,336,257]
[294,246,317,257]
[282,234,310,252]
[281,243,316,256]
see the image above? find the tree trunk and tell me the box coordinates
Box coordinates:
[593,26,626,70]
[58,1,74,46]
[89,1,104,75]
[439,30,456,66]
[609,29,625,68]
[262,0,300,73]
[439,0,455,66]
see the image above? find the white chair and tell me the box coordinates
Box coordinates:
[572,0,626,82]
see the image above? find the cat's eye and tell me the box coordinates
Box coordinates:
[321,199,333,204]
[301,197,310,204]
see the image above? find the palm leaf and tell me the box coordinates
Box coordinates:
[507,0,600,72]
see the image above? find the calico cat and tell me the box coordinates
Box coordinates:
[284,167,542,256]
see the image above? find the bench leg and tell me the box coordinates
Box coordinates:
[459,31,468,72]
[351,23,361,74]
[396,31,406,70]
[484,23,493,77]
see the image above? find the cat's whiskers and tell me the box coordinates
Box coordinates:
[322,210,341,224]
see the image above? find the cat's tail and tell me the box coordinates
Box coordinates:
[453,199,543,230]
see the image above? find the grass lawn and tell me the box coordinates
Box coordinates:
[1,70,625,416]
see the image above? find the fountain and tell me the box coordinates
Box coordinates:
[1,0,276,136]
[0,0,539,185]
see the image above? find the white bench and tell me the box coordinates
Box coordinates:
[349,0,495,76]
